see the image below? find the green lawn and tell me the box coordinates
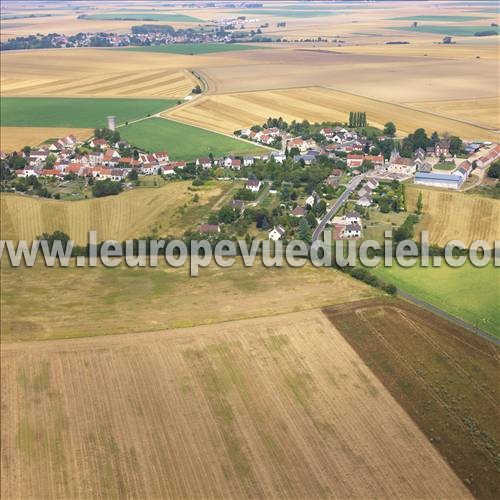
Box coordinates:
[120,117,267,160]
[433,162,456,171]
[119,43,265,55]
[372,262,500,337]
[388,25,500,36]
[390,15,489,22]
[0,98,177,128]
[78,13,203,22]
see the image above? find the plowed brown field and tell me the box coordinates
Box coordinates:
[325,299,499,500]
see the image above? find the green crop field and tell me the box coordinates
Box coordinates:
[120,117,267,160]
[388,25,500,36]
[372,262,500,337]
[79,13,203,22]
[390,15,489,22]
[0,98,177,128]
[120,43,265,55]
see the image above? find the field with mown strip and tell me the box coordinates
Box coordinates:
[166,87,499,140]
[0,262,378,342]
[405,185,500,247]
[0,309,470,498]
[120,117,267,160]
[325,299,498,500]
[0,97,177,128]
[0,181,230,244]
[371,263,500,337]
[79,13,203,22]
[119,43,266,55]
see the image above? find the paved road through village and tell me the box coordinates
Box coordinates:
[312,174,365,242]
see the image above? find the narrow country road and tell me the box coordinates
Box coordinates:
[312,174,365,242]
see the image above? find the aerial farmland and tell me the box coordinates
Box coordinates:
[0,1,499,499]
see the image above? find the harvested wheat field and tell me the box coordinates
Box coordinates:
[167,87,498,140]
[329,40,500,61]
[324,298,499,500]
[406,185,500,247]
[0,127,92,151]
[0,181,229,244]
[0,49,203,98]
[404,96,500,130]
[0,310,471,499]
[195,48,497,102]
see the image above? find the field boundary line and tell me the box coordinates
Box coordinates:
[397,289,499,345]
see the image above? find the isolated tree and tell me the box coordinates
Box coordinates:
[416,192,424,215]
[384,121,396,137]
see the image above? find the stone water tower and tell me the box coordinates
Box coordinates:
[107,116,116,131]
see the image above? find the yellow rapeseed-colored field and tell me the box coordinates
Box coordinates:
[0,309,470,498]
[406,185,500,247]
[166,87,499,140]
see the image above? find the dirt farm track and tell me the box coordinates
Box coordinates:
[1,308,471,499]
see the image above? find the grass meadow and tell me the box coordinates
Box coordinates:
[0,261,377,342]
[120,117,267,160]
[372,262,500,337]
[1,98,177,128]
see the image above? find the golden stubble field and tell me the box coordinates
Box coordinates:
[0,49,199,99]
[0,309,471,499]
[166,86,498,140]
[0,127,93,152]
[406,185,500,247]
[0,181,231,244]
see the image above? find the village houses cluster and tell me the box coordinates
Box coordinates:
[4,123,498,244]
[14,135,186,181]
[240,125,500,191]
